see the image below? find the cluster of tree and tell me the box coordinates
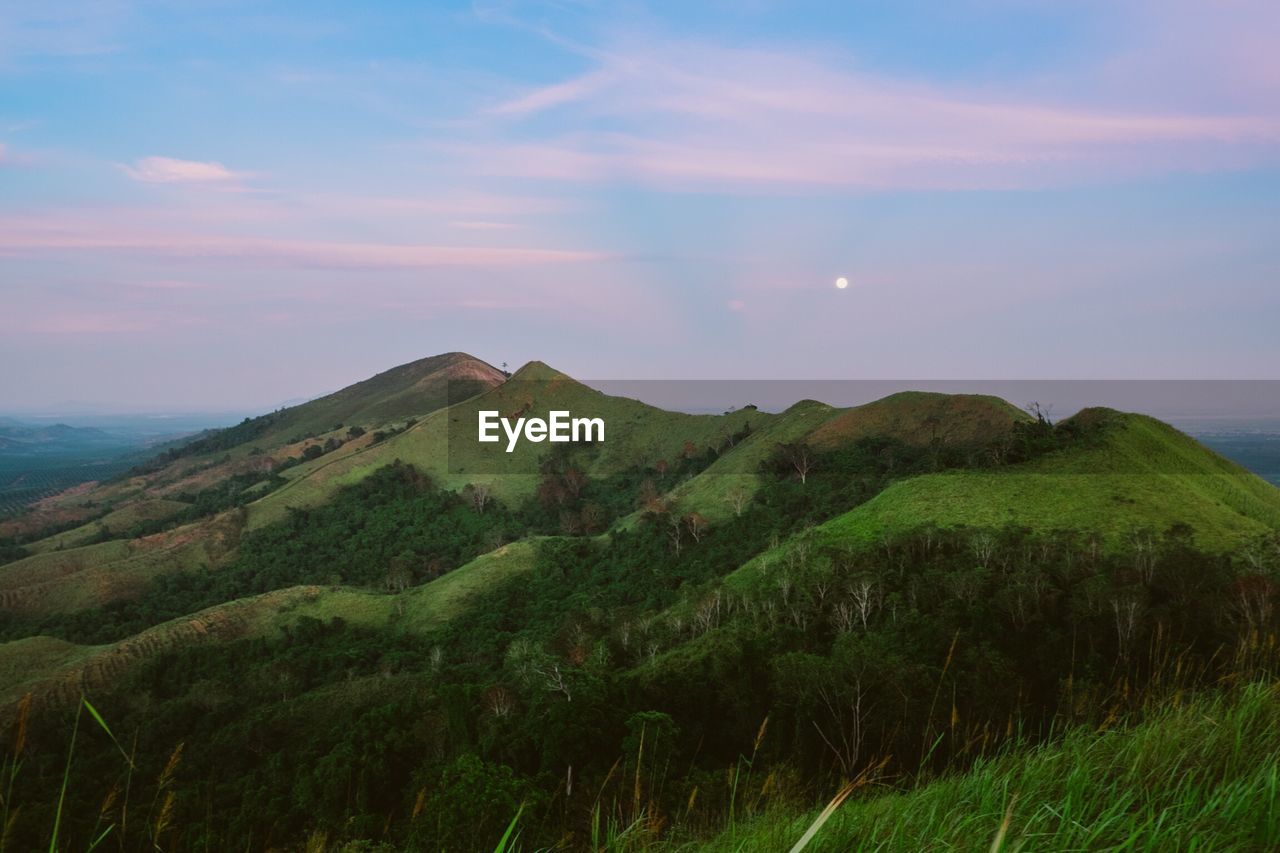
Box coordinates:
[369,418,417,445]
[519,440,722,536]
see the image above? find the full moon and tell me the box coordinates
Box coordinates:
[835,277,849,289]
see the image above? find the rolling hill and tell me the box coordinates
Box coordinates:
[2,354,1279,852]
[722,407,1280,596]
[0,352,504,542]
[4,360,1277,703]
[0,540,538,718]
[242,360,769,527]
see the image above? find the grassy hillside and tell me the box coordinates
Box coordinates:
[23,499,190,553]
[689,683,1280,852]
[0,539,539,715]
[727,410,1280,591]
[826,410,1280,547]
[246,361,768,528]
[666,392,1028,522]
[0,512,243,615]
[178,351,504,458]
[808,390,1028,450]
[663,400,839,522]
[0,353,502,548]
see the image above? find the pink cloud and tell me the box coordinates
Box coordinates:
[456,30,1280,191]
[122,156,247,184]
[448,220,522,230]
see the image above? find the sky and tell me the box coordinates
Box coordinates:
[2,0,1279,412]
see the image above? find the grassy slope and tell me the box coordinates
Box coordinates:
[0,540,538,715]
[0,353,501,544]
[0,477,149,540]
[726,410,1280,592]
[0,354,504,614]
[24,499,190,554]
[691,684,1280,852]
[0,513,243,615]
[220,351,504,455]
[246,362,769,528]
[807,390,1029,450]
[822,411,1280,550]
[666,392,1029,523]
[0,636,102,708]
[662,400,839,523]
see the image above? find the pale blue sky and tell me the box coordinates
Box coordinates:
[2,0,1279,410]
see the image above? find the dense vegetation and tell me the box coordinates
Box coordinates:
[2,412,1278,850]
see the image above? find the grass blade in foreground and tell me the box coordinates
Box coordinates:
[494,803,524,853]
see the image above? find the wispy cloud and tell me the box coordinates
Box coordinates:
[488,69,615,116]
[122,156,248,185]
[462,29,1280,191]
[0,0,131,62]
[0,216,606,269]
[449,220,522,230]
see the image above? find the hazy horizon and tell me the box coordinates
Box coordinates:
[6,372,1280,434]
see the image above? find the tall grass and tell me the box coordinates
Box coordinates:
[679,682,1280,852]
[2,695,139,853]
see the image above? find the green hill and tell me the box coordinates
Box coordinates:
[245,361,768,527]
[0,512,243,615]
[807,390,1028,450]
[727,408,1280,592]
[0,353,503,547]
[183,351,505,458]
[0,539,538,715]
[822,409,1280,548]
[666,392,1029,522]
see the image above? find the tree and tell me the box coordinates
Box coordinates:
[772,442,816,484]
[724,484,751,517]
[562,467,587,499]
[464,482,492,514]
[580,503,604,534]
[684,512,709,543]
[637,478,662,513]
[385,556,413,593]
[505,637,573,701]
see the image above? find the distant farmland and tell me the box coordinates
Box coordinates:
[0,455,138,517]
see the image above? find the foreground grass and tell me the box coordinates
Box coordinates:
[681,683,1280,852]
